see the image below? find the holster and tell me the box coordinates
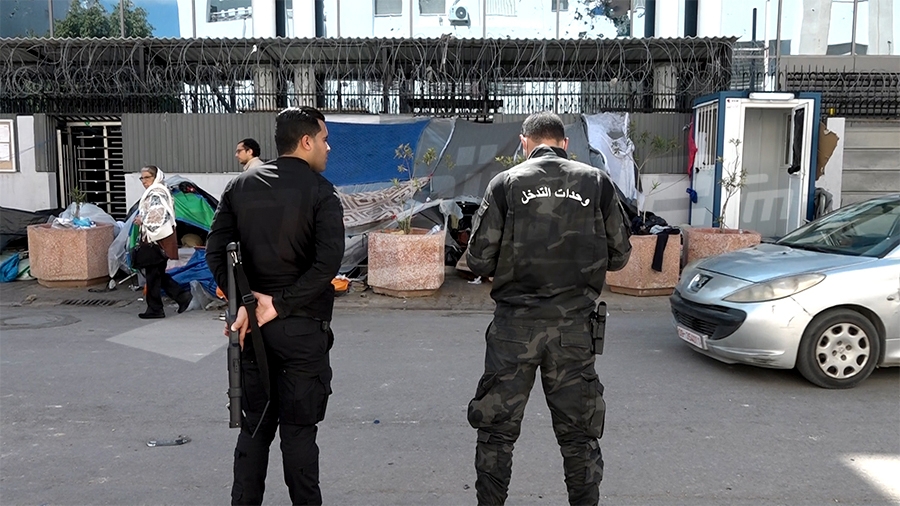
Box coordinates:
[589,301,607,355]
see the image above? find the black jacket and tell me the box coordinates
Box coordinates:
[467,145,631,322]
[206,157,345,321]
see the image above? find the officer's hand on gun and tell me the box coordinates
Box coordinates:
[225,291,279,349]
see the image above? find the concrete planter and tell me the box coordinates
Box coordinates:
[685,227,762,265]
[26,223,115,287]
[367,228,445,297]
[606,234,681,297]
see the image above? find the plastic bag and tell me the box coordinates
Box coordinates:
[60,203,117,227]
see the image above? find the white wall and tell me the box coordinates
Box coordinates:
[338,0,614,39]
[0,116,58,212]
[640,173,691,227]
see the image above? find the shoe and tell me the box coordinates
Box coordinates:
[176,293,192,314]
[139,311,165,319]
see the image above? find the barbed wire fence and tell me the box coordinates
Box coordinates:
[1,37,735,117]
[2,37,895,119]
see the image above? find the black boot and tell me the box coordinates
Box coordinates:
[139,310,165,319]
[176,292,192,314]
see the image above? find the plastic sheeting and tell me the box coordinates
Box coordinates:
[325,120,430,186]
[168,249,217,298]
[584,112,639,202]
[427,121,523,200]
[0,207,63,250]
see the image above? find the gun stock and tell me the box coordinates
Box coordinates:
[226,242,242,428]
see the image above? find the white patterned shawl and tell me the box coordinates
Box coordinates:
[138,169,176,243]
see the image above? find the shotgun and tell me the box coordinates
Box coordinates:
[226,242,242,428]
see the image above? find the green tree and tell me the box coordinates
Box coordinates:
[109,0,154,38]
[54,0,153,38]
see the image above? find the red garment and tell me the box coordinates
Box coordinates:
[686,120,697,175]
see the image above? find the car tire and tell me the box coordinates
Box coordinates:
[797,309,881,389]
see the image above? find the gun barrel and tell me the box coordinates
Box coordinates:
[226,242,242,428]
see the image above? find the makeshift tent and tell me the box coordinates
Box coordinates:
[108,176,219,291]
[331,115,625,273]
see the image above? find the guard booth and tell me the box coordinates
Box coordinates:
[689,91,821,238]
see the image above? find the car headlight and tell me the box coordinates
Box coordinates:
[723,273,825,303]
[678,260,704,288]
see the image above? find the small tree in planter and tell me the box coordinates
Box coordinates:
[367,144,454,297]
[27,187,114,287]
[69,186,88,219]
[392,143,454,234]
[686,138,761,264]
[629,129,680,229]
[605,129,683,296]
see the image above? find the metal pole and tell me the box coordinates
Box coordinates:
[482,0,487,38]
[774,0,783,90]
[409,0,413,38]
[120,0,126,37]
[336,0,341,37]
[191,0,197,37]
[850,0,859,55]
[763,0,770,88]
[750,8,757,91]
[555,0,561,38]
[48,0,54,37]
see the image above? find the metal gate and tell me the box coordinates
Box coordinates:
[56,118,127,220]
[689,100,719,226]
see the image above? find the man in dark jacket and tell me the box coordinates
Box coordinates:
[466,111,631,506]
[206,106,345,505]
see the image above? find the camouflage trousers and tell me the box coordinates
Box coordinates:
[468,320,606,506]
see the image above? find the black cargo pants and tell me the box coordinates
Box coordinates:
[468,321,606,506]
[231,316,333,506]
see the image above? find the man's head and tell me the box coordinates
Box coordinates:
[235,138,260,165]
[520,111,568,155]
[275,106,330,173]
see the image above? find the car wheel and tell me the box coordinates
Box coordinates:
[797,309,881,389]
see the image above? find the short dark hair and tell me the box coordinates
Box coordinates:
[521,111,566,142]
[275,106,326,156]
[239,138,260,158]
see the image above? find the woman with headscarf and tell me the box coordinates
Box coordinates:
[135,165,192,318]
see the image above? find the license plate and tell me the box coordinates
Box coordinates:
[677,326,707,350]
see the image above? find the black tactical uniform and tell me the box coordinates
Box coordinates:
[466,145,631,506]
[206,157,345,505]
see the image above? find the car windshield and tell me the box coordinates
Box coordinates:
[777,196,900,258]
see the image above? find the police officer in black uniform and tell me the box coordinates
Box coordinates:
[206,106,345,505]
[466,111,632,506]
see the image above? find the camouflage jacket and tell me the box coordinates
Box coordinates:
[466,145,632,324]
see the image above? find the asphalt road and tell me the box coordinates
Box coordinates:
[1,303,898,505]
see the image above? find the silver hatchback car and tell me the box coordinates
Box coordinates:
[671,194,900,388]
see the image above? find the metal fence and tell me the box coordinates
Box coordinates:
[0,37,735,118]
[729,52,900,119]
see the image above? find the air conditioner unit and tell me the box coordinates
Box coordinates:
[448,3,470,25]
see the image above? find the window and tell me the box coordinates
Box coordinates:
[375,0,402,15]
[487,0,516,16]
[419,0,445,15]
[551,0,568,12]
[0,119,16,173]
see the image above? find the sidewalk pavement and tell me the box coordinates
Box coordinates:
[0,267,672,314]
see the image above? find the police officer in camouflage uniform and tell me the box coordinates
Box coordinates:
[466,111,632,506]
